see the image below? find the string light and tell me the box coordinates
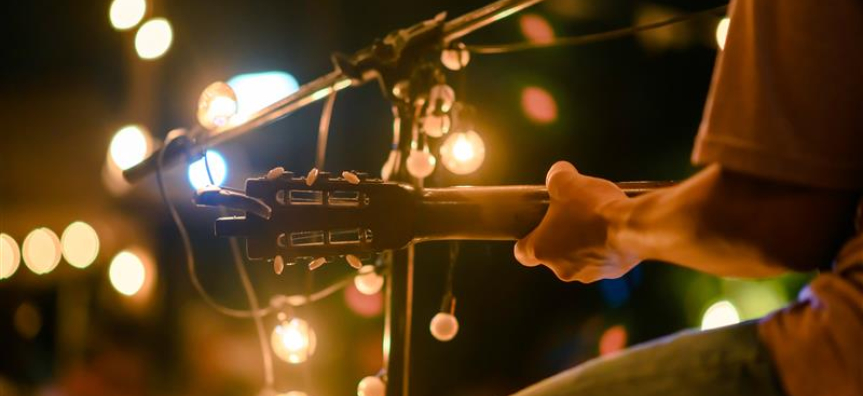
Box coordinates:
[109,125,151,171]
[439,130,485,175]
[406,148,436,179]
[22,228,62,275]
[61,222,100,269]
[701,300,740,330]
[197,82,239,130]
[109,0,146,31]
[109,250,147,296]
[441,43,470,71]
[715,17,730,50]
[421,114,451,138]
[429,312,459,342]
[354,265,384,296]
[187,151,228,190]
[135,18,173,60]
[0,233,20,280]
[357,376,386,396]
[271,315,317,364]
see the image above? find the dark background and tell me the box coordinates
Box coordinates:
[0,1,806,396]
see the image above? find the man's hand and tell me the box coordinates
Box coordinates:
[514,161,641,282]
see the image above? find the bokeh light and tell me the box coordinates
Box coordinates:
[197,82,239,130]
[227,71,300,122]
[13,302,42,340]
[521,86,558,124]
[187,150,228,190]
[271,317,316,364]
[598,325,627,356]
[109,0,146,31]
[22,228,62,275]
[700,300,740,330]
[354,265,385,295]
[135,18,173,60]
[439,130,485,175]
[109,125,151,171]
[344,283,383,318]
[61,222,100,269]
[715,17,730,50]
[0,233,21,280]
[109,251,146,296]
[519,14,555,44]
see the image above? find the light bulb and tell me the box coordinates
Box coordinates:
[406,148,436,179]
[187,150,228,190]
[109,125,151,171]
[354,265,384,295]
[439,130,485,175]
[357,376,386,396]
[109,0,146,30]
[428,84,455,113]
[441,43,470,71]
[430,312,459,342]
[0,233,21,280]
[421,114,451,138]
[22,228,62,275]
[135,18,173,60]
[716,17,730,50]
[197,82,239,130]
[701,300,740,330]
[109,251,146,296]
[61,222,100,269]
[271,317,317,364]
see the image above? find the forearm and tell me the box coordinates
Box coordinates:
[602,164,859,277]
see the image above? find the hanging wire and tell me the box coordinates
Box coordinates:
[316,89,339,170]
[467,4,728,55]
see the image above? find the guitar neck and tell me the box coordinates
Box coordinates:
[414,182,670,242]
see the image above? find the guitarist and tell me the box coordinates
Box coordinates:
[513,1,862,396]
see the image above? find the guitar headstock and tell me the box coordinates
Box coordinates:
[210,169,418,265]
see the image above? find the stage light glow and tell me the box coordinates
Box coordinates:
[197,82,238,130]
[701,300,740,330]
[406,148,436,179]
[521,86,558,124]
[439,130,485,175]
[135,18,173,60]
[0,234,21,280]
[187,151,227,190]
[61,222,100,269]
[22,228,62,275]
[109,125,151,171]
[357,376,386,396]
[716,17,730,50]
[227,71,300,122]
[354,265,384,295]
[13,302,42,340]
[599,325,627,356]
[109,251,146,296]
[519,14,555,44]
[109,0,146,30]
[271,317,317,364]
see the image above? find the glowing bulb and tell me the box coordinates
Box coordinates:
[0,233,21,280]
[109,0,146,30]
[22,228,62,275]
[439,130,485,175]
[357,376,386,396]
[197,82,238,130]
[227,71,300,122]
[271,317,317,364]
[187,151,228,190]
[354,265,384,295]
[61,222,100,269]
[441,43,470,71]
[701,300,740,330]
[109,125,151,171]
[109,251,146,296]
[716,17,730,50]
[406,148,436,179]
[422,114,451,138]
[135,18,173,60]
[429,312,459,342]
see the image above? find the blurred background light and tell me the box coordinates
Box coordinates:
[0,233,21,280]
[598,278,631,308]
[197,82,239,130]
[135,18,173,60]
[109,0,146,31]
[227,71,300,122]
[109,124,151,171]
[439,130,486,175]
[109,250,146,296]
[271,317,316,364]
[344,283,384,318]
[519,14,555,44]
[715,17,730,50]
[277,392,309,396]
[13,302,42,340]
[22,228,62,275]
[598,324,627,356]
[521,86,558,124]
[187,150,228,189]
[700,300,740,330]
[61,221,100,269]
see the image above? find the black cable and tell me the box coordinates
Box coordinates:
[467,4,728,55]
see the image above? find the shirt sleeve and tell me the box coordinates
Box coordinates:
[692,0,863,191]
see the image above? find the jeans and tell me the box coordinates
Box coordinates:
[511,321,786,396]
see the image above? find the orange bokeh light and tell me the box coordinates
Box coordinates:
[519,14,555,44]
[344,283,383,318]
[599,325,628,356]
[521,86,558,124]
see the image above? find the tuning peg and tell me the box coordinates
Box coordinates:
[342,171,361,185]
[273,255,285,275]
[306,168,320,186]
[308,257,327,271]
[266,167,287,180]
[345,254,363,269]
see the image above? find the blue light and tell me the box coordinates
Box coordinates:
[227,71,299,120]
[188,151,227,190]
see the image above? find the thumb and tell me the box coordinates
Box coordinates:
[514,231,542,267]
[546,161,580,200]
